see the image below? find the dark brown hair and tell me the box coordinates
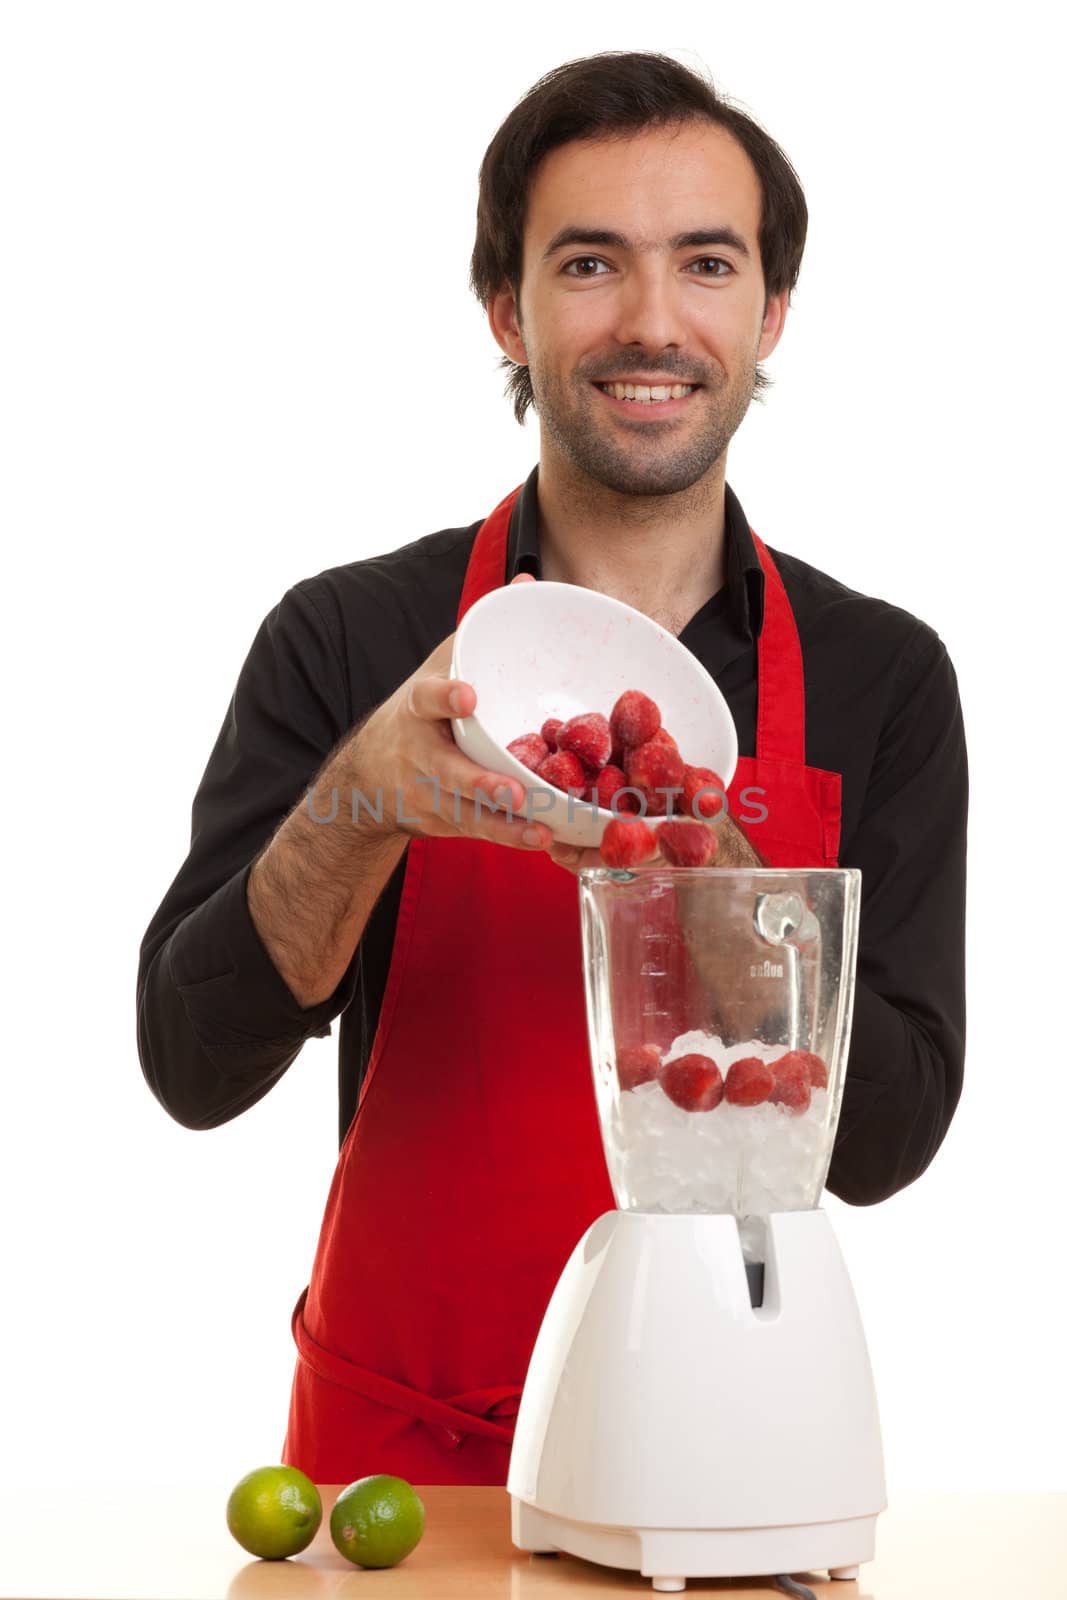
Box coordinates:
[469,51,808,424]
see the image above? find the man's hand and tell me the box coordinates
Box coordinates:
[546,840,606,873]
[247,576,551,1010]
[702,813,765,867]
[341,574,554,854]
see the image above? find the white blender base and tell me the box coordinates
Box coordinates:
[507,1209,886,1591]
[513,1495,873,1589]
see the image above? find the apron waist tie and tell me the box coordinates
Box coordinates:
[292,1288,521,1450]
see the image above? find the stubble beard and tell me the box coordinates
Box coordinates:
[530,353,759,499]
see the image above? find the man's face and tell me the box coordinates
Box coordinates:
[490,120,788,497]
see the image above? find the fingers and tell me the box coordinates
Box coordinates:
[408,671,472,722]
[399,584,548,831]
[546,841,605,875]
[406,664,522,813]
[406,628,467,717]
[547,841,582,872]
[420,794,555,852]
[407,758,528,819]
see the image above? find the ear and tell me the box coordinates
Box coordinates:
[488,284,529,365]
[757,288,789,362]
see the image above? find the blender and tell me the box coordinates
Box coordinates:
[507,866,886,1592]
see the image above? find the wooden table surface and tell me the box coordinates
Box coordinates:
[1,1485,1064,1599]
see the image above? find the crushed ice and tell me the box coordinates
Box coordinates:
[602,1028,832,1220]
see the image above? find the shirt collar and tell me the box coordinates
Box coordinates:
[505,463,765,640]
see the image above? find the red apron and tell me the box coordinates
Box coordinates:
[281,484,843,1485]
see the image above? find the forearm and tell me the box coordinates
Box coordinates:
[825,977,964,1206]
[248,746,409,1008]
[714,812,765,866]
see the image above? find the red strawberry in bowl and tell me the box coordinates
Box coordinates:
[582,763,629,811]
[609,689,662,751]
[557,712,611,772]
[682,766,726,820]
[626,741,686,815]
[506,732,549,773]
[539,749,585,794]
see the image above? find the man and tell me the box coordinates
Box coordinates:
[137,51,967,1486]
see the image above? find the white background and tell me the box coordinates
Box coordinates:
[2,0,1063,1500]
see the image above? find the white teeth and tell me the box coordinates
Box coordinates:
[600,382,695,402]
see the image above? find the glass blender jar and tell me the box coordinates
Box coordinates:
[581,867,860,1268]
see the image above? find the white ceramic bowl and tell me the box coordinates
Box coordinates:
[450,581,738,847]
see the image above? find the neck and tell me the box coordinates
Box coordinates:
[535,450,728,637]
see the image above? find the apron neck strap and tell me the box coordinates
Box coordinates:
[751,531,805,765]
[457,485,522,622]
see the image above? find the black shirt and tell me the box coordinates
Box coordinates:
[136,466,967,1207]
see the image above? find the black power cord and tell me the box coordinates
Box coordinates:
[772,1576,819,1599]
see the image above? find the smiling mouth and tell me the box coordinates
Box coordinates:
[593,380,701,404]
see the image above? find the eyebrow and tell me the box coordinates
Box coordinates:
[540,225,752,263]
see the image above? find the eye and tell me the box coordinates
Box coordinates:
[561,257,608,278]
[688,257,732,278]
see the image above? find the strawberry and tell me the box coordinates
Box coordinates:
[724,1056,776,1106]
[582,763,628,810]
[616,1043,662,1091]
[660,1053,724,1112]
[805,1053,829,1091]
[539,750,585,794]
[600,816,658,868]
[769,1054,812,1115]
[657,820,718,867]
[774,1049,828,1090]
[541,717,564,751]
[626,741,686,814]
[623,728,680,775]
[557,712,611,772]
[609,690,662,750]
[506,732,549,773]
[682,766,726,820]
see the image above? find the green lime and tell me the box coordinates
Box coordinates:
[226,1464,322,1560]
[329,1474,426,1569]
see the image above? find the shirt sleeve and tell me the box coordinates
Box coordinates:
[136,580,361,1130]
[826,628,968,1205]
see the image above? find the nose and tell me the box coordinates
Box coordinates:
[611,260,688,354]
